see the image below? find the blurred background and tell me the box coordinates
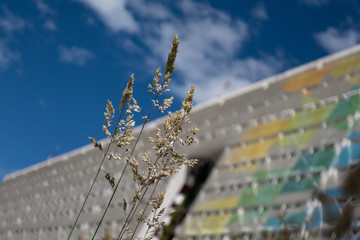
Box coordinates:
[0,0,359,180]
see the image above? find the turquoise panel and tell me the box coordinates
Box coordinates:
[284,211,306,229]
[264,216,282,231]
[281,177,319,194]
[292,150,334,173]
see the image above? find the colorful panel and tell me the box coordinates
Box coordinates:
[348,130,360,139]
[264,216,282,231]
[275,130,316,147]
[242,119,288,141]
[228,210,269,225]
[194,197,239,212]
[331,52,360,77]
[292,150,335,173]
[281,177,319,194]
[255,183,284,205]
[252,169,290,181]
[281,67,330,93]
[332,142,360,167]
[284,104,336,131]
[325,187,344,197]
[183,214,231,236]
[231,163,259,172]
[346,72,360,85]
[322,202,342,225]
[284,211,307,230]
[225,139,275,164]
[328,94,360,121]
[329,120,350,130]
[238,186,261,207]
[265,211,307,232]
[307,207,321,230]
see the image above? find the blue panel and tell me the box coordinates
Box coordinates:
[325,187,344,197]
[307,207,321,230]
[322,202,341,225]
[333,142,360,167]
[348,131,360,140]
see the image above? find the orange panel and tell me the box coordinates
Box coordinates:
[281,67,330,93]
[242,119,288,141]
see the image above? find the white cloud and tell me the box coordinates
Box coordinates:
[43,19,56,30]
[0,40,20,70]
[141,1,282,102]
[76,0,285,102]
[314,27,360,53]
[299,0,329,6]
[35,0,56,15]
[75,0,138,32]
[252,2,269,20]
[127,0,171,20]
[58,46,95,66]
[0,7,26,33]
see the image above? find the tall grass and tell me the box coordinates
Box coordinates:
[67,34,198,240]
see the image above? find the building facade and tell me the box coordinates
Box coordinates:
[2,45,360,239]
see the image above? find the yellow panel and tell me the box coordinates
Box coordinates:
[331,53,360,77]
[242,119,288,141]
[225,139,275,164]
[231,163,259,172]
[346,73,360,85]
[183,216,205,236]
[281,66,330,93]
[194,197,240,212]
[183,214,231,236]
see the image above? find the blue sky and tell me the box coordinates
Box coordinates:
[0,0,360,180]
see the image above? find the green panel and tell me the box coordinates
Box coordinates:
[313,150,335,168]
[284,104,336,131]
[275,130,316,147]
[238,186,261,207]
[281,177,319,194]
[256,183,284,205]
[328,94,360,120]
[228,210,269,225]
[252,169,290,181]
[329,120,349,130]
